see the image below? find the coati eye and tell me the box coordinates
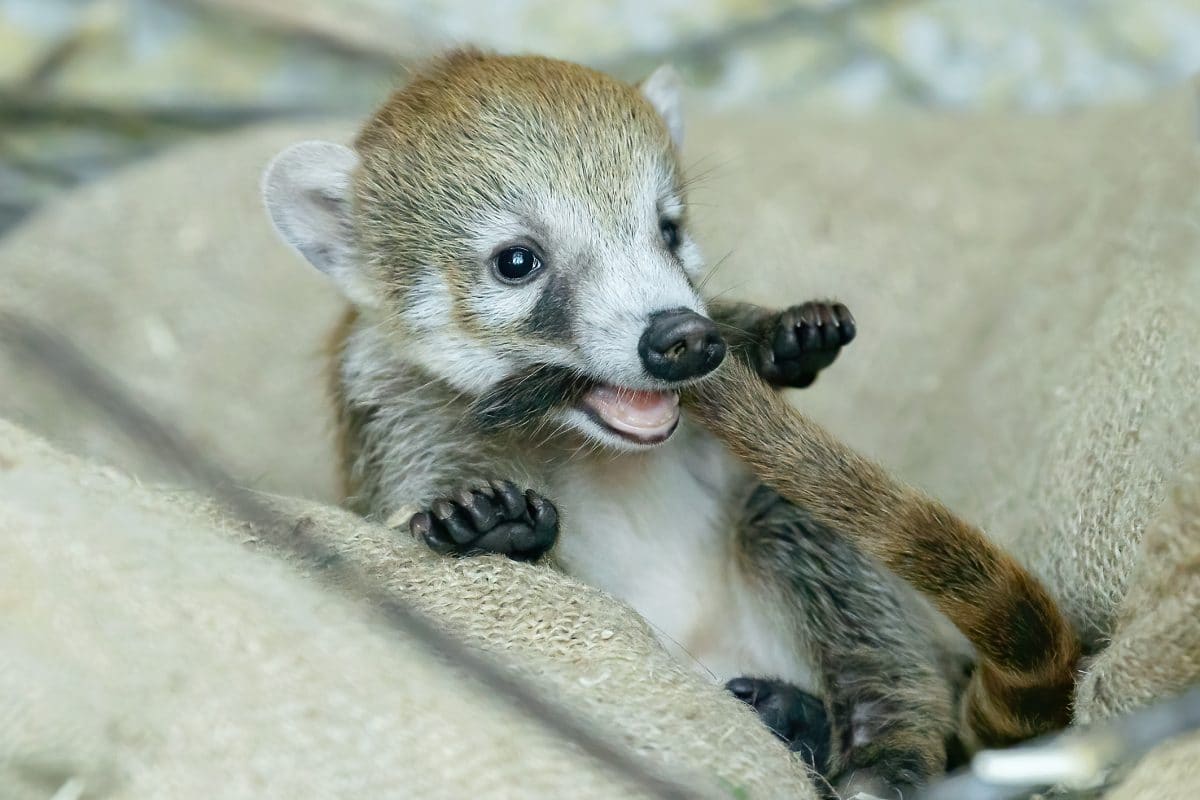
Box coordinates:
[660,218,681,251]
[493,246,542,283]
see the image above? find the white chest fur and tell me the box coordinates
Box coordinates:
[551,421,817,691]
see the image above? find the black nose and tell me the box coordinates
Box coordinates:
[638,308,726,382]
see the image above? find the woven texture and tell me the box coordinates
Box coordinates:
[0,421,814,800]
[1,92,1198,796]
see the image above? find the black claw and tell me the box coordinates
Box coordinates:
[410,511,437,546]
[412,483,559,561]
[774,314,800,358]
[458,488,499,531]
[816,303,835,327]
[820,322,840,352]
[491,480,526,520]
[796,320,820,352]
[430,498,457,527]
[409,511,431,538]
[527,490,555,528]
[832,304,856,344]
[440,505,478,545]
[411,511,455,554]
[758,301,856,389]
[527,494,559,554]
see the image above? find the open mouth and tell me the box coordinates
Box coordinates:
[578,384,680,445]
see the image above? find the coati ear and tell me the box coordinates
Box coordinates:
[262,140,378,309]
[639,64,684,148]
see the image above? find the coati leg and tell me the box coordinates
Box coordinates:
[729,485,954,793]
[408,481,559,561]
[683,356,1081,750]
[708,300,856,389]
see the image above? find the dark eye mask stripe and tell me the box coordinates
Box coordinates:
[525,270,573,340]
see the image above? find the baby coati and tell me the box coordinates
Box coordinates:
[263,50,1078,795]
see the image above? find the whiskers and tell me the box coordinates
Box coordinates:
[470,362,591,434]
[695,249,735,294]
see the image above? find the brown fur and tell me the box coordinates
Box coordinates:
[683,357,1081,748]
[351,49,680,333]
[327,306,361,503]
[322,50,968,790]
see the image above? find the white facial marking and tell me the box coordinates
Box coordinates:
[405,335,514,395]
[402,271,516,394]
[467,212,543,304]
[574,243,706,390]
[525,171,707,392]
[404,271,454,332]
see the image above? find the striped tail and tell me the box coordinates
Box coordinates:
[683,358,1080,747]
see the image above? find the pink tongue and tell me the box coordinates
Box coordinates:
[584,385,680,436]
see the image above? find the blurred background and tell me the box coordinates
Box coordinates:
[3,0,1200,236]
[2,8,1199,798]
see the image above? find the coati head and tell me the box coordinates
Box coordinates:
[263,50,724,451]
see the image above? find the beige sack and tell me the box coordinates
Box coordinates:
[1,90,1198,797]
[0,420,814,800]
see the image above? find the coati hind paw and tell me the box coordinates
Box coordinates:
[759,301,855,389]
[726,677,832,774]
[409,481,559,562]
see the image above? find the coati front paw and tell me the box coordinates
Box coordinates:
[727,677,832,774]
[409,481,559,562]
[759,301,855,388]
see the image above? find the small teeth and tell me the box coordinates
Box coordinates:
[581,384,680,442]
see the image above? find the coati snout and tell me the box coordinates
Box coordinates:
[639,308,726,382]
[475,305,727,449]
[568,309,725,446]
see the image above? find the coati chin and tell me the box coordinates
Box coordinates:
[262,49,1079,795]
